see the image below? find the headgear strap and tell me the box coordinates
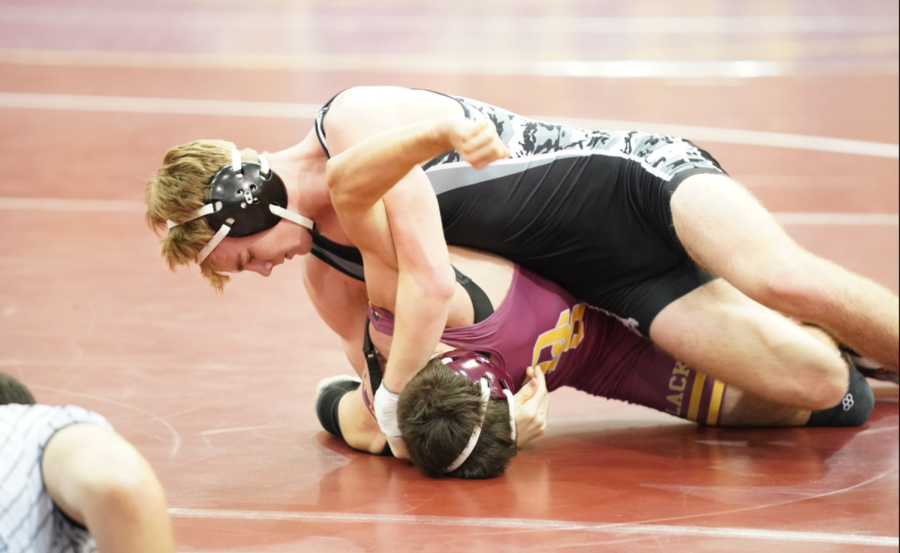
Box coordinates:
[445,378,492,473]
[438,350,518,473]
[166,148,314,264]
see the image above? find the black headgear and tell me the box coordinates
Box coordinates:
[205,159,288,238]
[166,149,314,263]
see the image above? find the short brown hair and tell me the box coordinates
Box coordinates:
[0,373,36,405]
[398,358,517,479]
[144,140,261,292]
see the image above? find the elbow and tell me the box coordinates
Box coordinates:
[326,158,364,216]
[400,262,456,305]
[325,159,347,203]
[97,470,158,521]
[419,264,457,303]
[82,453,170,535]
[325,158,342,192]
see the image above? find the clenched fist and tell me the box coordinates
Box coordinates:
[439,115,511,169]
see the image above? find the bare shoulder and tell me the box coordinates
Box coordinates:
[325,86,463,150]
[41,423,128,522]
[43,423,124,475]
[45,421,116,452]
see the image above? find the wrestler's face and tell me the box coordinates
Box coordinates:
[208,220,311,277]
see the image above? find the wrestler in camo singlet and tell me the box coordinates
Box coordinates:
[314,88,727,336]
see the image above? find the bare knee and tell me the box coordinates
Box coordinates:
[794,353,850,411]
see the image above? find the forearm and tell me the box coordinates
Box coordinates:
[327,118,452,212]
[383,269,454,393]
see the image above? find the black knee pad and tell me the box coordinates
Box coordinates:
[806,367,874,427]
[315,378,361,440]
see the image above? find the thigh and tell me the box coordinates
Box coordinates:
[669,173,807,294]
[597,259,716,337]
[649,279,847,410]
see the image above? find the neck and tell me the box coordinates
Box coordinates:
[267,130,332,227]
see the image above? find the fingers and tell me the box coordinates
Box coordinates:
[528,367,549,412]
[513,366,550,447]
[452,119,510,169]
[536,369,550,412]
[514,367,540,408]
[521,365,534,386]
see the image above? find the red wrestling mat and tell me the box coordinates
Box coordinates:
[0,1,896,551]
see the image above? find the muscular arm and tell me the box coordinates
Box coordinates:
[325,87,509,395]
[41,423,175,553]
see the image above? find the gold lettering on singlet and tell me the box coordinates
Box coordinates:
[531,304,587,374]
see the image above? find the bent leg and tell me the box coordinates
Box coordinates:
[720,365,874,428]
[719,388,811,426]
[670,173,899,371]
[650,279,849,411]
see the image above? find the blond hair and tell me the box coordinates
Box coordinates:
[144,139,261,292]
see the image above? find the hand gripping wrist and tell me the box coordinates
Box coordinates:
[374,382,402,437]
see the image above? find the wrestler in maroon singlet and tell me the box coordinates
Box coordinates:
[365,265,727,425]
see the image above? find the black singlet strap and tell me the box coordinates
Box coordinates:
[416,88,472,119]
[362,322,384,394]
[309,230,365,282]
[452,267,494,324]
[314,88,351,159]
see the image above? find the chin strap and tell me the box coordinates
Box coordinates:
[197,218,234,264]
[269,204,314,230]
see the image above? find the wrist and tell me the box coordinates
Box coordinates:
[431,115,457,152]
[374,383,402,437]
[381,371,409,396]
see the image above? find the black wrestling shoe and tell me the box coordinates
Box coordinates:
[841,348,899,385]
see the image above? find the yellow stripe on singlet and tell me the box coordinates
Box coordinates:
[706,380,727,426]
[686,373,707,422]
